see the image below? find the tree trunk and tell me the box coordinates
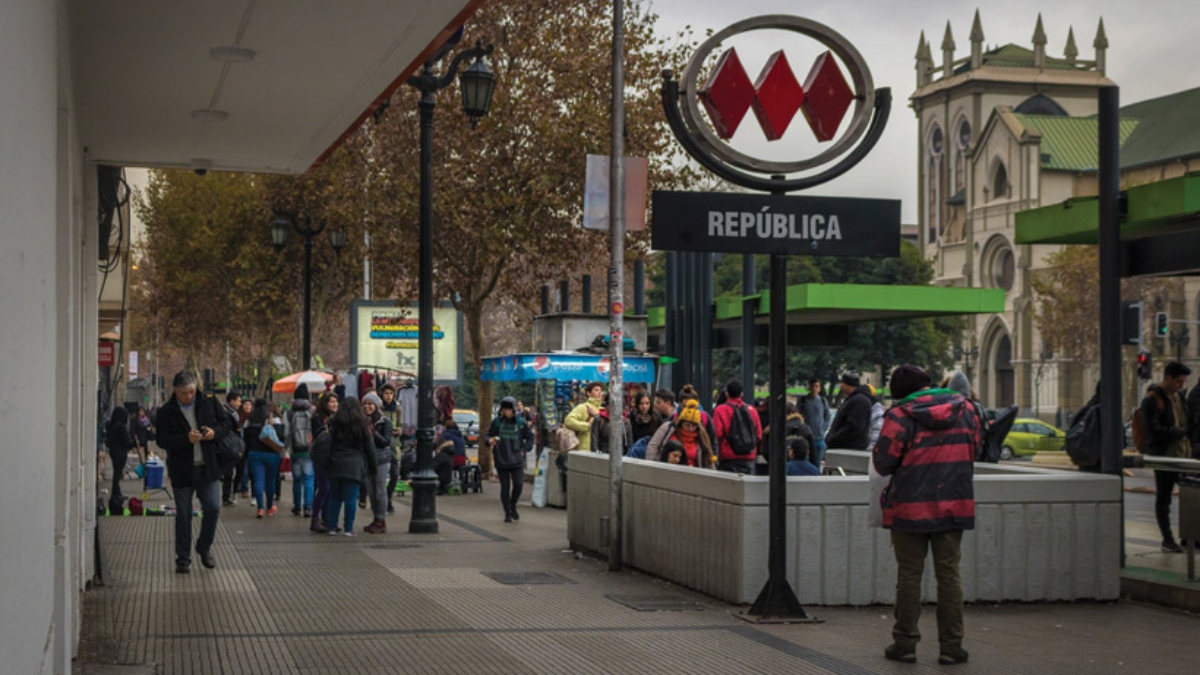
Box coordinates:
[468,302,495,477]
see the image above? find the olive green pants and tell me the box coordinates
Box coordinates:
[890,529,964,651]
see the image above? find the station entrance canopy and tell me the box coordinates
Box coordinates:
[1015,172,1200,277]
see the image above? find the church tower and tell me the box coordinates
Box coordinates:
[911,12,1114,415]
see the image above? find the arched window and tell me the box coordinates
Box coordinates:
[927,125,944,244]
[954,117,970,194]
[991,161,1009,201]
[1014,93,1068,116]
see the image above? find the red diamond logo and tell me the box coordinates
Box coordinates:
[699,48,755,140]
[800,51,855,142]
[751,51,804,141]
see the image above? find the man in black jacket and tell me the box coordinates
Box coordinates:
[1142,361,1191,552]
[826,371,873,450]
[156,371,234,573]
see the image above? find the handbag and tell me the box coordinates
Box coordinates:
[555,426,579,453]
[216,428,246,472]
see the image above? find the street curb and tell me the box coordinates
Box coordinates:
[1121,567,1200,614]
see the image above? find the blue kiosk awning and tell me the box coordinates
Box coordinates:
[480,353,657,383]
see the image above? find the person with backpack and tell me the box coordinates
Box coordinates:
[873,364,979,666]
[488,397,534,522]
[1065,384,1102,473]
[1137,361,1192,552]
[245,399,285,518]
[826,370,874,450]
[712,379,762,474]
[287,384,316,517]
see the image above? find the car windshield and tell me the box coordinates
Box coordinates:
[453,413,477,426]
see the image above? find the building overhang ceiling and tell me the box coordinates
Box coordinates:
[70,0,484,174]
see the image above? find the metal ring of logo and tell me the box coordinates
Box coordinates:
[680,15,875,175]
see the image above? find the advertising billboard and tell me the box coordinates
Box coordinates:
[350,301,462,384]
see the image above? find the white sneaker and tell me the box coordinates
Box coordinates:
[328,529,340,536]
[343,531,355,537]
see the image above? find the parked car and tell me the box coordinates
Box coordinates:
[1000,418,1066,460]
[453,409,480,447]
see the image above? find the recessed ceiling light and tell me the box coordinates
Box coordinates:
[190,109,229,122]
[209,46,256,63]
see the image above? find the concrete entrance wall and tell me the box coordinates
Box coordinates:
[567,451,1121,605]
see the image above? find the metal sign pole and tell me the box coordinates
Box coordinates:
[607,0,626,572]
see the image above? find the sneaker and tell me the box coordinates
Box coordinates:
[328,528,340,536]
[267,505,278,516]
[1162,541,1184,553]
[291,506,301,516]
[884,644,916,663]
[303,508,312,518]
[938,649,969,665]
[343,531,355,537]
[256,509,264,519]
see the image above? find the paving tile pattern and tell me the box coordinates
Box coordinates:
[80,478,1200,674]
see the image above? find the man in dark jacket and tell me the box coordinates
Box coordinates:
[826,371,873,450]
[873,365,979,666]
[156,371,234,574]
[487,397,533,522]
[1143,361,1191,552]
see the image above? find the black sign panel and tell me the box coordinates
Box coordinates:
[651,191,901,257]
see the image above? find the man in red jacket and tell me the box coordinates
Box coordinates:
[712,379,762,473]
[873,365,980,666]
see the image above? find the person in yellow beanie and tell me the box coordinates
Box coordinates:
[666,400,714,468]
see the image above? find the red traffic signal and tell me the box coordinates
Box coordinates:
[1137,350,1152,380]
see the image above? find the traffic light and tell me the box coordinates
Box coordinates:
[1156,312,1169,338]
[1137,349,1152,380]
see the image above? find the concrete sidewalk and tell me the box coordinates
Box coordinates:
[80,477,1198,675]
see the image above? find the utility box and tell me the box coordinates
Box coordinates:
[532,313,649,353]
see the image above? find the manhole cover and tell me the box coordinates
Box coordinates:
[606,594,710,612]
[482,571,576,585]
[364,544,423,550]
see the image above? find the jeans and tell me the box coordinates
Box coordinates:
[327,477,361,533]
[1155,469,1181,543]
[498,467,524,515]
[717,459,755,474]
[236,454,250,493]
[248,450,282,510]
[890,529,964,651]
[368,461,391,520]
[812,438,828,469]
[291,455,314,510]
[173,466,221,565]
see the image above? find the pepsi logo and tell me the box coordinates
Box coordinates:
[597,357,611,375]
[532,355,551,373]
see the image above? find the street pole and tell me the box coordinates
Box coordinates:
[742,254,756,391]
[1098,86,1124,568]
[410,83,439,534]
[302,227,313,371]
[607,0,626,572]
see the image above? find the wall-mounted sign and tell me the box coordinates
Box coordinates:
[98,342,115,367]
[652,191,899,256]
[349,301,462,384]
[480,353,657,383]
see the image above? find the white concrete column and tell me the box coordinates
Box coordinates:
[0,1,62,673]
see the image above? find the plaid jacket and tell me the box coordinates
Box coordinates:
[872,389,980,533]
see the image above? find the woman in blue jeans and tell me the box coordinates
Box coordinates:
[245,399,284,518]
[322,396,376,536]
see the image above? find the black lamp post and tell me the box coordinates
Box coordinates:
[954,344,980,382]
[271,212,347,371]
[404,40,495,534]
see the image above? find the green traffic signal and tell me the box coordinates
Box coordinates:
[1156,312,1169,336]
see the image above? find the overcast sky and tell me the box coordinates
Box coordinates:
[645,0,1200,222]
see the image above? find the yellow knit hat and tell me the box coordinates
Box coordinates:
[678,399,702,426]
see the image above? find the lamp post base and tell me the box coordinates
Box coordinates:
[407,473,439,534]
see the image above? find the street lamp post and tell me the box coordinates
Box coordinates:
[954,344,980,382]
[271,213,347,371]
[405,40,496,534]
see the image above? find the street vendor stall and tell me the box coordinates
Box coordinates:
[481,352,658,507]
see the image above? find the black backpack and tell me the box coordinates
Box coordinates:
[290,410,312,453]
[979,405,1018,463]
[725,403,758,456]
[1065,404,1102,467]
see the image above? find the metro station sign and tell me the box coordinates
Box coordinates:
[652,191,899,257]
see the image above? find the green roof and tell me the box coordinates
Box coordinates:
[1012,114,1139,171]
[954,44,1085,75]
[1119,87,1200,168]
